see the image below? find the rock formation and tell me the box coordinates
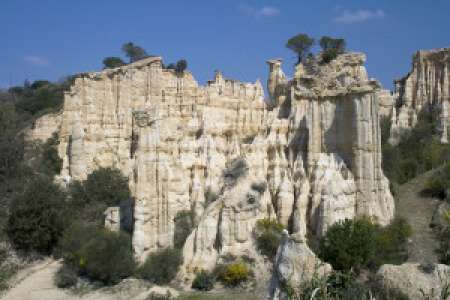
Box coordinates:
[390,47,450,144]
[26,52,395,282]
[377,263,450,299]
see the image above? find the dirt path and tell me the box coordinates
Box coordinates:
[0,259,151,300]
[396,169,442,263]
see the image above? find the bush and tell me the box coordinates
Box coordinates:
[216,262,251,287]
[255,218,284,259]
[41,133,62,176]
[55,264,78,288]
[7,176,66,253]
[60,223,135,285]
[318,217,412,272]
[68,167,131,226]
[191,270,215,291]
[138,248,182,285]
[425,161,450,199]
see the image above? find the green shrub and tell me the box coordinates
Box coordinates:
[7,176,66,253]
[318,217,412,272]
[174,210,194,249]
[191,270,215,291]
[60,223,135,285]
[68,167,131,226]
[255,218,284,259]
[215,262,251,287]
[319,218,379,271]
[78,230,135,285]
[137,248,182,285]
[438,227,450,264]
[55,264,78,288]
[41,133,62,176]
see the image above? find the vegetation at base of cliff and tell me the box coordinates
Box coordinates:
[381,109,450,188]
[286,33,346,64]
[137,248,183,285]
[254,218,284,259]
[214,262,252,287]
[68,167,131,227]
[191,270,215,291]
[317,217,411,272]
[59,223,136,285]
[6,176,66,254]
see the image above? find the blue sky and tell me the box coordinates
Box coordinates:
[1,0,449,92]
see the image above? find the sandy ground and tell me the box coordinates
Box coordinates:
[1,259,152,300]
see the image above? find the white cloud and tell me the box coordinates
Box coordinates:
[24,55,49,66]
[333,9,385,24]
[238,4,280,18]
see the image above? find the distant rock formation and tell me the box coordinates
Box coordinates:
[390,47,450,145]
[26,52,395,284]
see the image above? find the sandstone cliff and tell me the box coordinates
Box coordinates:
[390,47,450,144]
[26,53,394,281]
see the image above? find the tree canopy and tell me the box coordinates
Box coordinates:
[121,42,148,63]
[102,57,126,69]
[286,33,315,64]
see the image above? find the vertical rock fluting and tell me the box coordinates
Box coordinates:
[390,47,450,144]
[26,53,394,281]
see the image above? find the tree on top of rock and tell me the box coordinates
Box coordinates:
[286,33,315,64]
[175,59,188,75]
[121,42,148,63]
[103,57,126,69]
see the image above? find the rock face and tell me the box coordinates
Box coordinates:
[390,47,450,144]
[269,232,332,300]
[377,263,450,300]
[26,53,394,278]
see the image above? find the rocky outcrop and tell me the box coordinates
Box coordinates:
[26,52,394,281]
[269,231,332,300]
[377,263,450,300]
[25,112,61,142]
[390,47,450,145]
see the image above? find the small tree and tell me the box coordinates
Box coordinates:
[286,33,315,64]
[137,248,182,284]
[7,176,66,253]
[175,59,188,75]
[102,57,126,69]
[121,42,148,63]
[68,167,131,226]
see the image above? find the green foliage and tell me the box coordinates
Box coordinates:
[13,80,65,115]
[425,161,450,198]
[286,33,315,64]
[191,270,215,291]
[319,217,379,271]
[255,218,284,259]
[137,248,182,285]
[215,262,251,287]
[318,217,412,271]
[102,57,126,69]
[55,264,78,288]
[319,36,346,63]
[382,109,450,186]
[68,167,130,226]
[173,210,194,249]
[438,227,450,264]
[176,59,188,74]
[6,176,66,254]
[122,42,148,63]
[60,223,135,285]
[40,133,63,176]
